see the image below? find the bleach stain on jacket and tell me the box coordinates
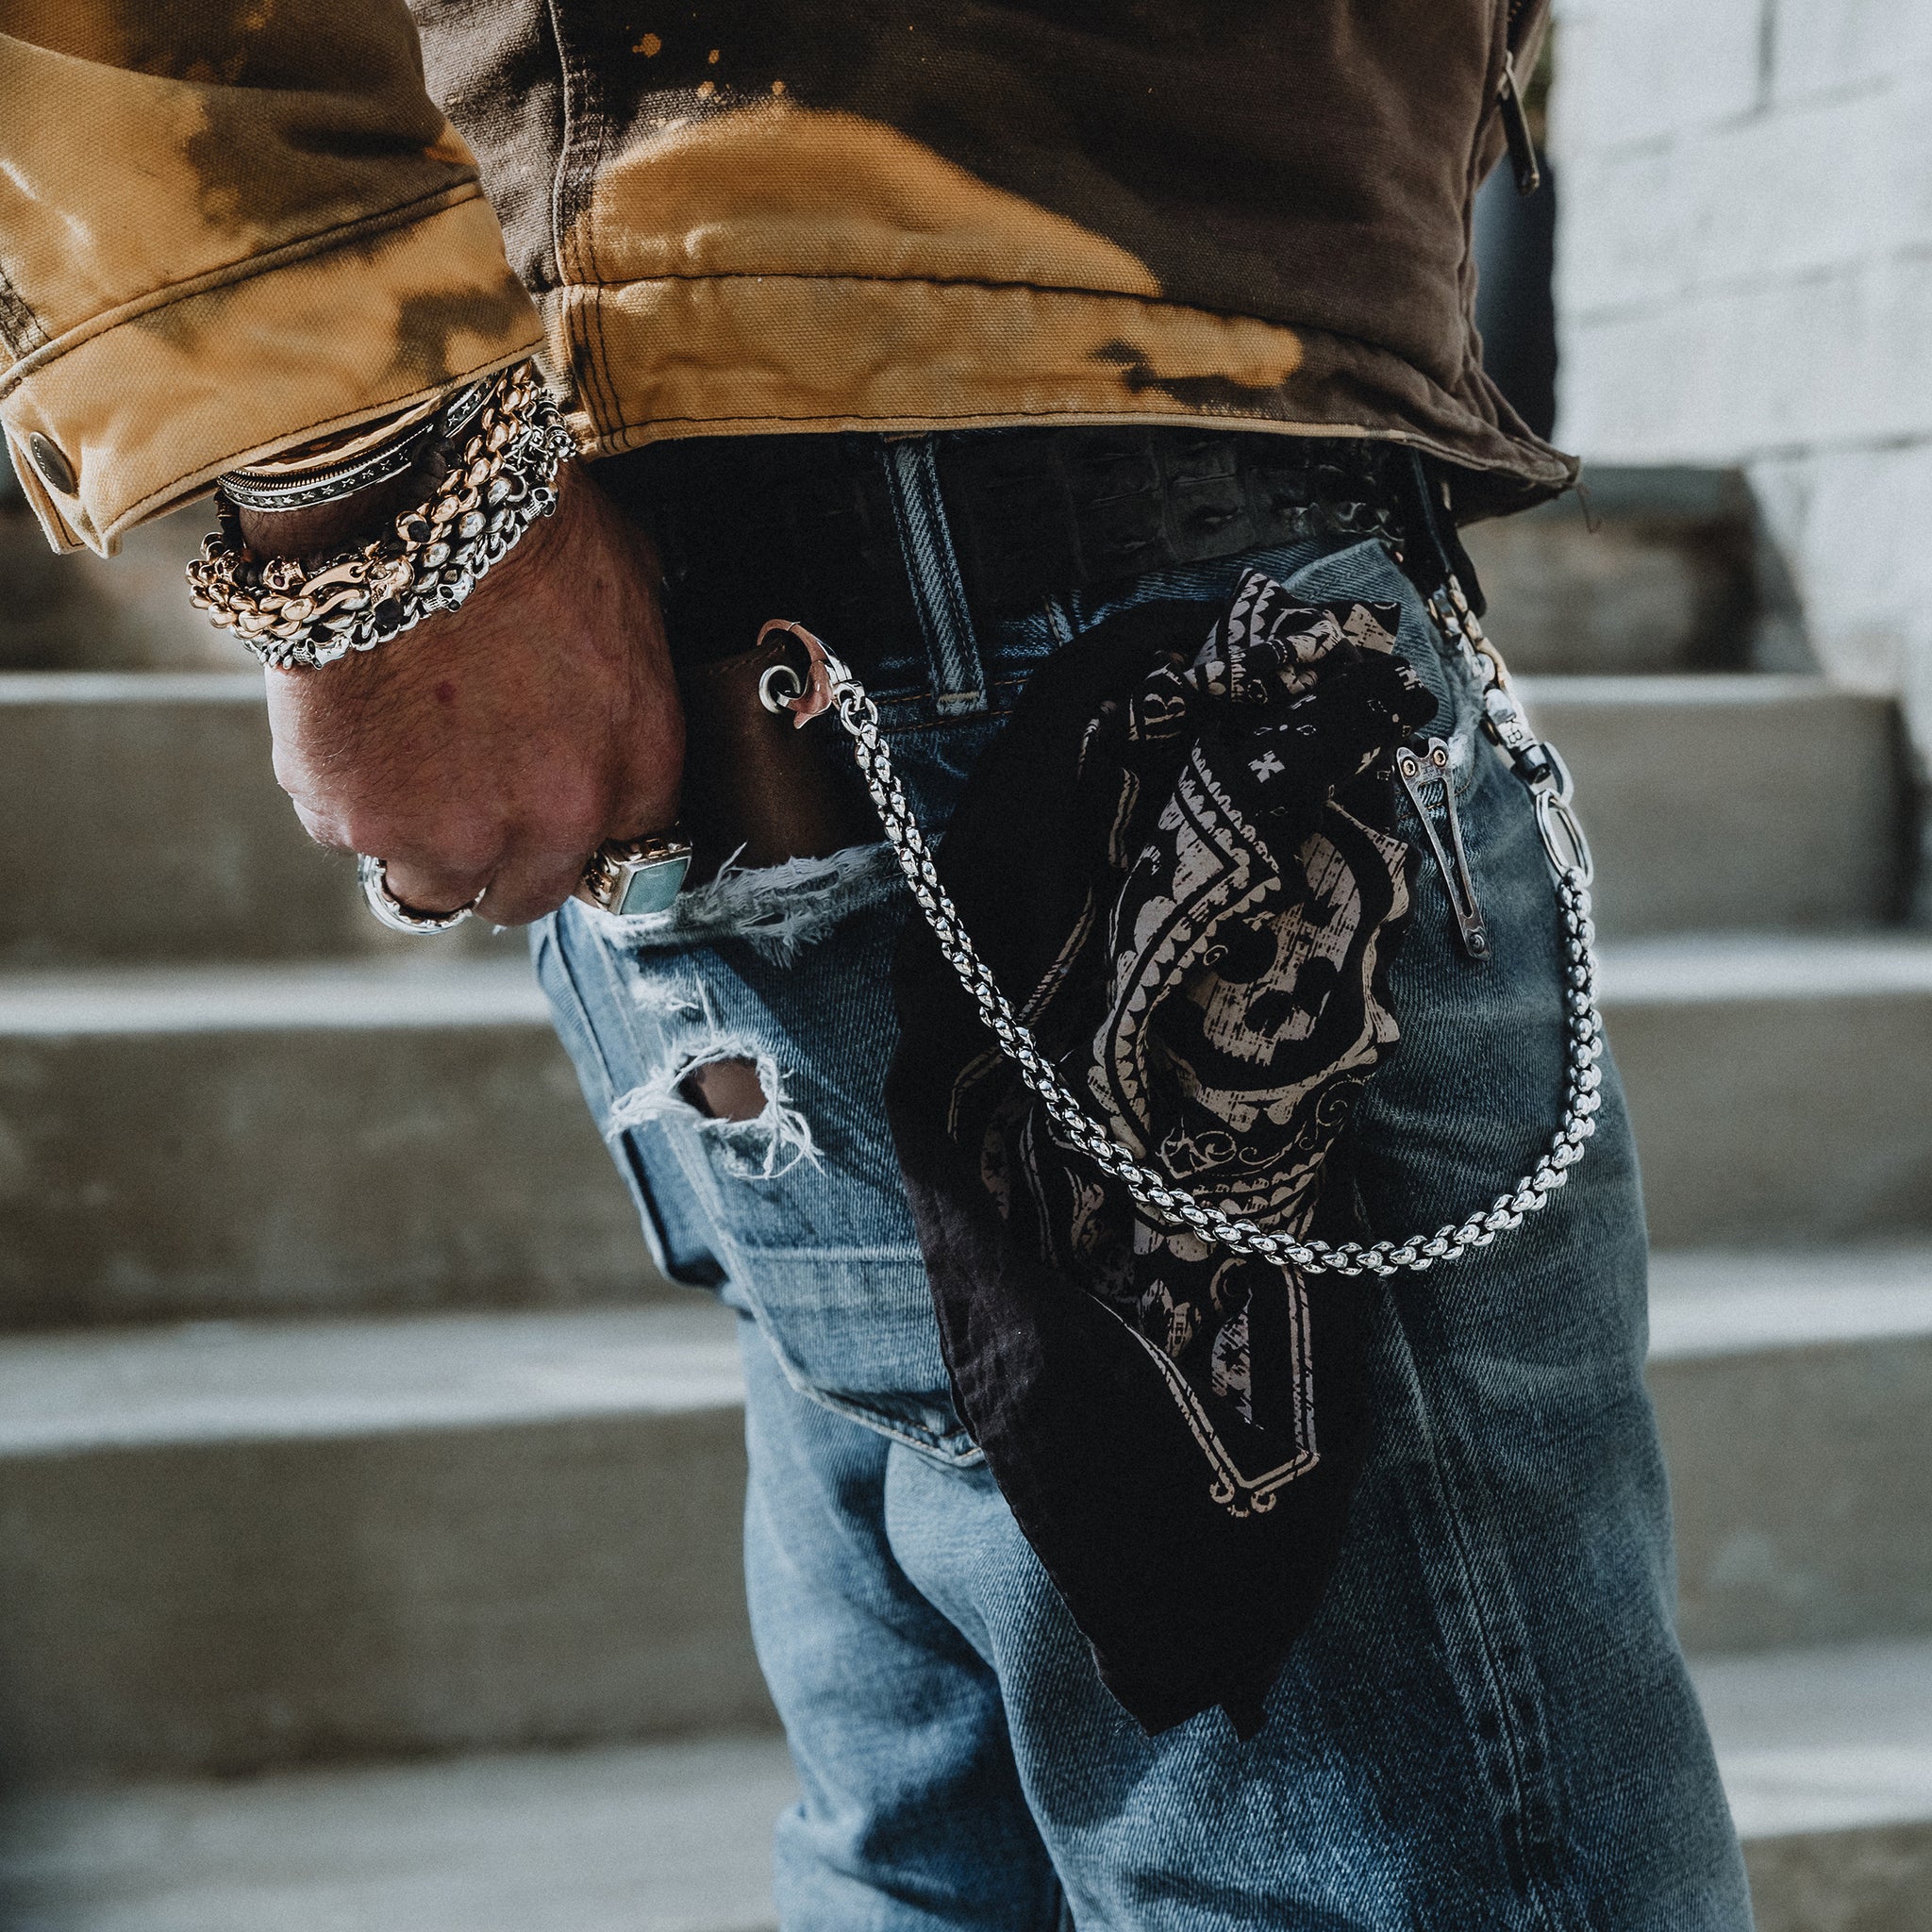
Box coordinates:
[1,0,1567,555]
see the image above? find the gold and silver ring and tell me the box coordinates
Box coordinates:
[356,828,692,935]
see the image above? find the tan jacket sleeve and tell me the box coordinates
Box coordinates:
[0,2,544,553]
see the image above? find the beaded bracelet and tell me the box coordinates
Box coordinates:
[185,362,577,672]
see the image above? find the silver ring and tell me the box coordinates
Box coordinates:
[357,854,484,934]
[572,829,693,917]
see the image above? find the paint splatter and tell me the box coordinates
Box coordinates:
[633,32,661,55]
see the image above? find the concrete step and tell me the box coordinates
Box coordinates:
[0,675,520,968]
[1650,1249,1932,1656]
[5,927,1926,1316]
[4,667,1907,965]
[1521,675,1909,937]
[1460,464,1804,675]
[2,1241,1921,1787]
[3,1642,1924,1932]
[1695,1638,1932,1932]
[0,1734,794,1932]
[0,919,1916,1313]
[0,958,655,1328]
[0,1302,770,1785]
[1602,933,1932,1245]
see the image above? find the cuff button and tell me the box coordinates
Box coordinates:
[27,433,76,496]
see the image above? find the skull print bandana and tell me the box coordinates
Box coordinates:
[885,569,1438,1736]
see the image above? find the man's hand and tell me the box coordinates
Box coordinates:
[260,462,683,925]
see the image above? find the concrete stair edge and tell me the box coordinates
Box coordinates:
[1649,1255,1932,1658]
[1595,932,1932,1247]
[0,671,265,704]
[2,1639,1926,1932]
[1648,1247,1932,1358]
[0,1303,744,1457]
[0,1303,774,1783]
[1696,1637,1932,1840]
[1,666,1912,962]
[1600,930,1932,1003]
[0,958,551,1037]
[1699,1637,1932,1932]
[0,1732,796,1932]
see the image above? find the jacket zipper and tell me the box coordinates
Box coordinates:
[1497,59,1542,196]
[1497,0,1543,196]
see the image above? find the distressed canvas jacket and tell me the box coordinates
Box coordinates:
[0,0,1563,557]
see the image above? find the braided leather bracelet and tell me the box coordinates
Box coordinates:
[185,362,576,672]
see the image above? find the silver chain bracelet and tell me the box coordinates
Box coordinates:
[216,379,494,515]
[768,577,1603,1279]
[186,362,576,672]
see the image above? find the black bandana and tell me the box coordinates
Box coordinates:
[885,570,1438,1735]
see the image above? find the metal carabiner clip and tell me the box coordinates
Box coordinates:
[1396,738,1491,960]
[1525,742,1595,886]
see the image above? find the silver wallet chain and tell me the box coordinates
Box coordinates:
[764,568,1603,1280]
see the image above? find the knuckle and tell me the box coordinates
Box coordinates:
[337,811,403,860]
[542,779,614,857]
[291,800,351,851]
[351,816,501,876]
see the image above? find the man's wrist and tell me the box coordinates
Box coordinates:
[188,364,578,671]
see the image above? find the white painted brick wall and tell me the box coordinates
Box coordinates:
[1556,0,1769,151]
[1771,0,1932,105]
[1563,257,1932,458]
[1555,0,1932,751]
[1559,77,1932,317]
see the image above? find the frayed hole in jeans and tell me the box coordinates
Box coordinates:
[679,1055,766,1124]
[607,1045,819,1181]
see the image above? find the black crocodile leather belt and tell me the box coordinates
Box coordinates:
[596,425,1425,673]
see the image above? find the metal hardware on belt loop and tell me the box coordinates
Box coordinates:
[1428,575,1596,891]
[756,582,1603,1280]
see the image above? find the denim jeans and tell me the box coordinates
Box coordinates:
[533,441,1752,1929]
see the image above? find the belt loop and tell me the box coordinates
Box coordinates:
[1395,447,1489,618]
[880,437,989,717]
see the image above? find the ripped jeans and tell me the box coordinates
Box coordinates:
[533,452,1751,1930]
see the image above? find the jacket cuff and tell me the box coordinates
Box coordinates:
[0,189,543,556]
